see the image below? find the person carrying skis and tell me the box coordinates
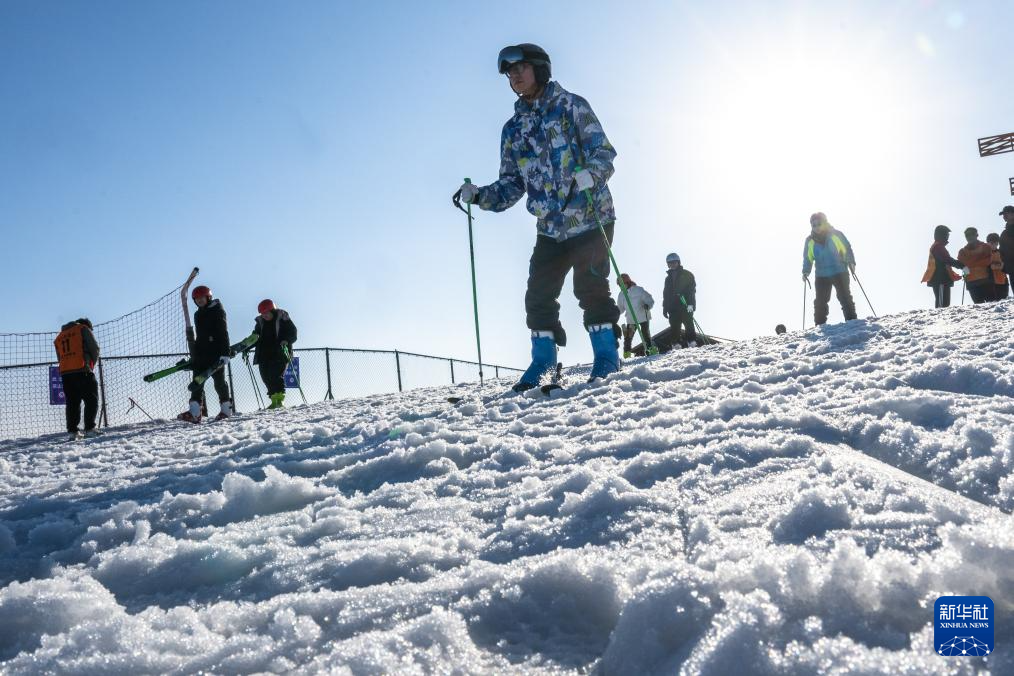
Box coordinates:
[661,253,698,347]
[246,299,297,409]
[802,212,858,325]
[999,205,1014,296]
[957,227,994,304]
[179,285,234,422]
[921,225,967,308]
[616,273,655,358]
[986,233,1009,300]
[54,318,101,439]
[453,43,622,390]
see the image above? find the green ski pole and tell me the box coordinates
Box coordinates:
[453,178,485,384]
[575,166,657,356]
[243,351,265,410]
[282,345,308,405]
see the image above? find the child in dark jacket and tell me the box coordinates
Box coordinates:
[248,299,297,409]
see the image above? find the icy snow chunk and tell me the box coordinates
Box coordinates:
[600,568,717,674]
[216,465,330,523]
[771,487,851,544]
[0,575,121,660]
[93,533,263,600]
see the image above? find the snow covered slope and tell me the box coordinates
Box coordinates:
[1,303,1012,674]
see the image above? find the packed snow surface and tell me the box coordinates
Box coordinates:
[1,303,1012,674]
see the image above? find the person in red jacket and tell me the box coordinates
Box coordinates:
[54,318,101,439]
[921,225,967,308]
[986,233,1009,300]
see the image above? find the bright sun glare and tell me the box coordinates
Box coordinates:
[690,32,915,218]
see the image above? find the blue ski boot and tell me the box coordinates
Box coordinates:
[513,331,558,392]
[588,323,621,381]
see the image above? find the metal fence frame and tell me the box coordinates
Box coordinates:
[0,347,522,441]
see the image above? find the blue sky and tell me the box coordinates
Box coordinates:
[2,1,1012,370]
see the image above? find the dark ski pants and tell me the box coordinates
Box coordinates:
[189,361,231,406]
[622,322,652,353]
[931,283,952,308]
[62,370,98,433]
[258,359,287,396]
[668,309,697,346]
[996,281,1010,300]
[814,272,857,325]
[966,282,991,304]
[525,224,621,345]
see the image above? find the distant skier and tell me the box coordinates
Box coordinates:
[921,225,967,308]
[986,233,1009,300]
[179,285,234,422]
[957,227,994,304]
[54,318,101,439]
[999,205,1014,296]
[775,324,787,335]
[801,212,857,325]
[246,299,297,409]
[453,43,622,390]
[616,274,654,358]
[661,253,697,347]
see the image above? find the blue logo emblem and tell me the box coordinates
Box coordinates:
[935,596,993,657]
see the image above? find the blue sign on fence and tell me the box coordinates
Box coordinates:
[284,357,300,389]
[50,366,65,405]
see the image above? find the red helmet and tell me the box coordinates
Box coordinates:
[258,299,276,314]
[191,285,212,301]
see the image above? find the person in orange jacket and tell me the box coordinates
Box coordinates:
[54,318,101,439]
[921,225,966,308]
[986,233,1009,300]
[957,227,994,304]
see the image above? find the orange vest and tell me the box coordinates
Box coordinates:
[921,254,960,284]
[990,249,1007,284]
[54,324,90,373]
[958,241,993,283]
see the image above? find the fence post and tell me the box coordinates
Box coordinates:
[495,365,500,379]
[97,359,109,428]
[394,350,403,392]
[450,359,455,384]
[226,361,237,412]
[325,348,334,400]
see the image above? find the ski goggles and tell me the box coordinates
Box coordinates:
[498,46,527,74]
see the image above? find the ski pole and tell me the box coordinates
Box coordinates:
[126,397,154,421]
[574,166,656,355]
[243,352,265,410]
[851,270,877,317]
[803,276,811,329]
[282,345,308,405]
[679,295,708,345]
[960,280,966,305]
[453,178,485,384]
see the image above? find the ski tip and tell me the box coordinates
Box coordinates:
[447,397,464,404]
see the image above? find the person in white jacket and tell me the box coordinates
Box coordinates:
[617,273,655,358]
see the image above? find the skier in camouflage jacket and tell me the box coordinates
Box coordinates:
[454,44,622,389]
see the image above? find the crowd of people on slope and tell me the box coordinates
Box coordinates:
[55,42,1014,437]
[922,206,1014,308]
[53,289,298,439]
[452,42,1014,396]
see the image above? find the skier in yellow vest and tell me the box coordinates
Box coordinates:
[801,212,858,325]
[54,318,101,440]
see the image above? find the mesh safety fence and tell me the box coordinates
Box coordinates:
[0,286,521,442]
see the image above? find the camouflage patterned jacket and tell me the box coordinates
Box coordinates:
[475,81,616,242]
